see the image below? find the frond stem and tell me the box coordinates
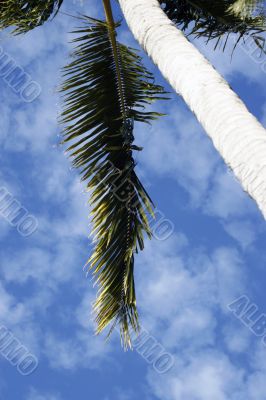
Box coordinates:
[103,0,127,117]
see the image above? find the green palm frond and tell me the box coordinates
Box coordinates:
[60,16,166,348]
[228,0,264,18]
[0,0,63,34]
[160,0,266,50]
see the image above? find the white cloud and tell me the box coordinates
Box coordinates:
[204,169,256,219]
[0,1,265,397]
[247,372,266,400]
[262,104,266,126]
[43,292,112,371]
[138,104,218,207]
[26,388,61,400]
[133,234,266,400]
[223,219,257,249]
[147,351,245,400]
[0,282,31,326]
[194,33,266,84]
[136,236,246,333]
[223,324,252,354]
[137,100,262,232]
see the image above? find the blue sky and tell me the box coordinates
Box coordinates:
[0,1,266,399]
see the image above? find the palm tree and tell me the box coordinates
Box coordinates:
[119,0,266,220]
[0,0,265,348]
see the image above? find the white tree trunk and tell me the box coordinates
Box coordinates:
[118,0,266,218]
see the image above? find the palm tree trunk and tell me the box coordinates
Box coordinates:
[118,0,266,218]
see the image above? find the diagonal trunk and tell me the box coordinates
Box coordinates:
[118,0,266,218]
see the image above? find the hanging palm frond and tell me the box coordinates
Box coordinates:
[60,16,167,348]
[159,0,266,50]
[0,0,63,34]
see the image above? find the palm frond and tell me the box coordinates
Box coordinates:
[60,16,167,348]
[0,0,63,34]
[160,0,266,50]
[228,0,264,18]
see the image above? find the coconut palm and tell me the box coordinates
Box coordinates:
[0,0,265,348]
[119,0,266,219]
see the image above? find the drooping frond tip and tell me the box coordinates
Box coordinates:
[60,16,167,348]
[0,0,63,34]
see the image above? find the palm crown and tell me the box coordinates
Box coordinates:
[160,0,266,48]
[0,0,265,348]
